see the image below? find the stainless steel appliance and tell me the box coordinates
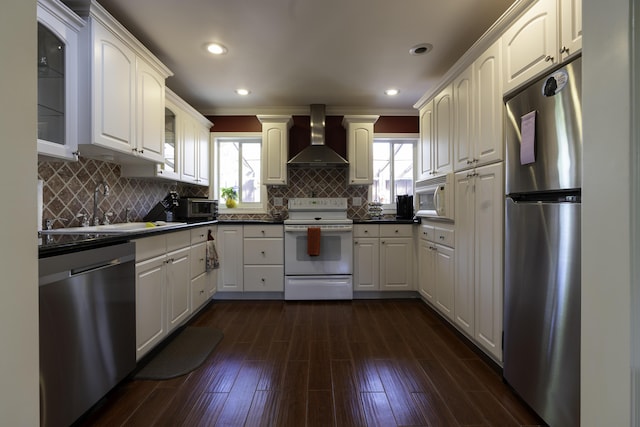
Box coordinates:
[174,197,218,221]
[284,198,353,299]
[39,243,136,427]
[503,56,581,427]
[415,172,454,220]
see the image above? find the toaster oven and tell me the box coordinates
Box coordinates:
[174,198,218,221]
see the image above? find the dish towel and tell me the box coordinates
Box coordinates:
[206,232,220,271]
[307,227,321,256]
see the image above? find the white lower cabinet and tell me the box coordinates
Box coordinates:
[190,225,217,312]
[418,222,455,321]
[134,230,190,360]
[217,225,244,292]
[454,162,504,362]
[354,224,414,291]
[243,225,284,292]
[166,246,190,331]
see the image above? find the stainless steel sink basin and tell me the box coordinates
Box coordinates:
[40,221,187,235]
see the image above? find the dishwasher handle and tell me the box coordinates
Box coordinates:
[71,258,122,276]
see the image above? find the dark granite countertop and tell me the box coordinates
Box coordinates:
[38,220,218,258]
[352,218,419,224]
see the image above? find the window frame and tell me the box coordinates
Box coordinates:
[212,132,267,214]
[371,134,418,213]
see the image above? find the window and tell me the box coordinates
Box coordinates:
[372,138,415,209]
[214,135,266,212]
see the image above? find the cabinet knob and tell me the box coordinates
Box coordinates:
[261,278,265,282]
[544,55,554,62]
[381,240,385,244]
[439,235,445,240]
[261,251,265,255]
[261,230,265,234]
[560,46,569,54]
[394,229,399,233]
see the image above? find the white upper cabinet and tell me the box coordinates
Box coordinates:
[37,0,84,161]
[560,0,582,59]
[258,115,293,186]
[121,89,212,186]
[418,84,453,180]
[136,58,165,163]
[453,65,474,171]
[76,1,173,164]
[474,39,504,168]
[343,115,379,185]
[417,101,434,180]
[434,84,454,176]
[503,0,581,94]
[502,0,558,94]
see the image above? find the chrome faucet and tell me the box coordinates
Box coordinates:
[92,181,110,226]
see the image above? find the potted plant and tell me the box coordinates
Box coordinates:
[221,187,238,208]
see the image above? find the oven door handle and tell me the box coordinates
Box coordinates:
[284,225,353,233]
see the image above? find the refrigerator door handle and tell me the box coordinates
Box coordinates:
[434,185,444,215]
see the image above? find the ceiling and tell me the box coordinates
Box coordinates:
[89,0,516,115]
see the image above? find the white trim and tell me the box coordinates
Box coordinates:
[631,0,640,423]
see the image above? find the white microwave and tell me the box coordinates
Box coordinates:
[415,173,454,220]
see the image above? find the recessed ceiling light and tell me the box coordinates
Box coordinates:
[409,43,433,56]
[206,43,227,55]
[385,89,400,96]
[235,88,250,96]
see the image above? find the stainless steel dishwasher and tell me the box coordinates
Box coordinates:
[39,242,136,427]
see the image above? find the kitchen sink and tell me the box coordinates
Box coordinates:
[40,221,187,234]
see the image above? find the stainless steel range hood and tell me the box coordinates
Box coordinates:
[287,104,349,166]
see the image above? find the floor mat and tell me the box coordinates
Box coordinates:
[134,327,223,380]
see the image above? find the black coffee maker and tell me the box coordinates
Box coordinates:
[396,195,414,219]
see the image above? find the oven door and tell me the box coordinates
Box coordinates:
[284,225,353,275]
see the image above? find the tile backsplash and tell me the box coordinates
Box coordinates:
[222,167,371,221]
[39,159,379,228]
[38,158,208,228]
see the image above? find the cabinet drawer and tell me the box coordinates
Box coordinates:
[354,224,380,237]
[434,227,454,247]
[380,224,413,238]
[243,265,284,292]
[419,224,435,241]
[166,230,190,252]
[190,227,209,245]
[244,224,283,238]
[243,239,283,264]
[190,242,206,278]
[134,234,166,261]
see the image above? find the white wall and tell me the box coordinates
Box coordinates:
[582,0,634,425]
[0,0,40,425]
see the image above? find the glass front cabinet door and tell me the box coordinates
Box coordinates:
[37,0,84,161]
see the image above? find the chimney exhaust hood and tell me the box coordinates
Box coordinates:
[287,104,349,166]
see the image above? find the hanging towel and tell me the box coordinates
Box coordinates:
[206,231,220,271]
[307,227,321,256]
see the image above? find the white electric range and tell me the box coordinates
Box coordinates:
[283,198,353,300]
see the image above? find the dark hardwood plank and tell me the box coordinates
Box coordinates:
[80,300,546,427]
[360,392,398,427]
[214,360,265,426]
[417,358,486,426]
[244,390,280,427]
[307,390,335,427]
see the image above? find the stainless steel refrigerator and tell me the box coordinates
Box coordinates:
[503,56,581,427]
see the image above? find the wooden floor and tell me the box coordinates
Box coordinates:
[80,299,545,427]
